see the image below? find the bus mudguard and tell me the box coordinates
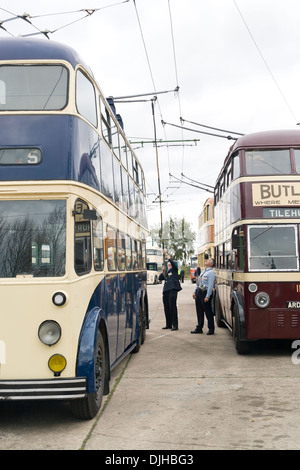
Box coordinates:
[231,290,247,340]
[76,306,108,394]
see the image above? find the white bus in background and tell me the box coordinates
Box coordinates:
[146,248,163,285]
[146,248,163,266]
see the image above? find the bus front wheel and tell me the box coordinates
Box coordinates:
[71,330,106,420]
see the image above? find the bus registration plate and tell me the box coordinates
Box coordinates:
[287,301,300,309]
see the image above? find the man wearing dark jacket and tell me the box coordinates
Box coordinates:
[159,250,182,330]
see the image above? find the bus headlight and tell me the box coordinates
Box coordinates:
[254,292,270,309]
[38,320,61,346]
[48,354,66,375]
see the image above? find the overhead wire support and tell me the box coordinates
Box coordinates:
[162,120,240,141]
[0,9,50,38]
[180,117,244,136]
[113,87,179,101]
[0,1,130,38]
[169,173,214,193]
[129,138,200,145]
[181,173,214,190]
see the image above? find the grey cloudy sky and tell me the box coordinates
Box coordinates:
[1,0,300,235]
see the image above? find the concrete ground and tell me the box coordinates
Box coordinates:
[1,281,299,450]
[85,282,300,450]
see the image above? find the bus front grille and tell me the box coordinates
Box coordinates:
[0,378,87,400]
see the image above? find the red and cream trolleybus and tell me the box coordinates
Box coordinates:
[214,130,300,353]
[196,197,214,269]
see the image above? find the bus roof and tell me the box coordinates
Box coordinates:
[232,129,300,152]
[216,129,300,183]
[0,37,88,70]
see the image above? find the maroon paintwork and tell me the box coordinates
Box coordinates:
[215,130,300,341]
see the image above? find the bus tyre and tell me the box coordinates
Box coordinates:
[214,291,225,328]
[71,330,106,420]
[132,304,145,353]
[233,305,250,355]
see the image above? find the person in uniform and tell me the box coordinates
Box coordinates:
[191,258,216,335]
[159,250,182,331]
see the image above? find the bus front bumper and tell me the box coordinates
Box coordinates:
[0,378,87,400]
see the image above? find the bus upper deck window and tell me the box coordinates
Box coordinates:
[0,148,42,165]
[245,149,291,175]
[76,69,97,127]
[294,149,300,173]
[0,65,68,111]
[0,80,5,104]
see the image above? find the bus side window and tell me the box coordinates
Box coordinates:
[119,133,128,169]
[76,70,97,128]
[142,241,146,269]
[117,231,126,271]
[107,226,117,271]
[232,152,240,180]
[100,101,112,145]
[74,199,92,275]
[121,166,129,214]
[137,240,142,269]
[111,118,120,159]
[93,212,104,271]
[132,239,138,270]
[0,80,6,104]
[232,227,245,271]
[133,158,139,185]
[225,241,231,269]
[126,235,132,270]
[113,156,122,206]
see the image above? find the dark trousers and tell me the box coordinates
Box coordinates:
[195,290,214,332]
[163,289,178,328]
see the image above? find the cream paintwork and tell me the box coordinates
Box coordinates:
[0,277,102,379]
[215,268,300,283]
[214,174,300,245]
[0,181,146,380]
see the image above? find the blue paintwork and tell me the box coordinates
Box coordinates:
[0,37,149,395]
[0,37,89,71]
[76,272,146,393]
[0,115,101,188]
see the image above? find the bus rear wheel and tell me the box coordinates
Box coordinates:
[232,304,250,355]
[71,330,106,419]
[132,304,146,353]
[214,290,225,328]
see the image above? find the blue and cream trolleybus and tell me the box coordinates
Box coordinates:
[0,38,149,419]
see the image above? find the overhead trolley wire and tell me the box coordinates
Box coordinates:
[132,0,176,249]
[167,0,185,179]
[0,1,130,38]
[0,8,50,38]
[233,0,298,123]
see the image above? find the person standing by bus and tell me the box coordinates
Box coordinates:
[191,258,216,335]
[159,250,182,330]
